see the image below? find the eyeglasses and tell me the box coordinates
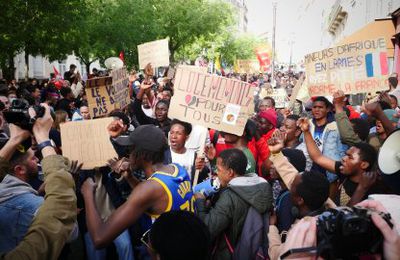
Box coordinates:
[141,229,153,251]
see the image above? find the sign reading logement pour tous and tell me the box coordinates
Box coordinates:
[304,37,389,96]
[168,67,255,136]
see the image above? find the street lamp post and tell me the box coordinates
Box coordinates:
[271,2,277,87]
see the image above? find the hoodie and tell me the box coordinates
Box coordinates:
[0,174,38,203]
[196,173,273,260]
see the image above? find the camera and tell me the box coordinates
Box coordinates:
[3,99,45,131]
[317,206,393,259]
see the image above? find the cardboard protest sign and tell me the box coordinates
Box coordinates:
[260,87,288,109]
[111,67,130,108]
[168,68,255,136]
[138,39,170,69]
[86,76,114,118]
[289,75,305,107]
[304,37,389,96]
[236,60,259,74]
[60,117,117,169]
[86,68,129,118]
[178,65,208,74]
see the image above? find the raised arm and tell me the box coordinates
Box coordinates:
[267,130,299,189]
[81,178,160,248]
[364,102,395,136]
[333,90,362,145]
[3,104,77,260]
[298,118,336,173]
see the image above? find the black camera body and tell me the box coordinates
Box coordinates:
[3,99,45,131]
[317,206,393,259]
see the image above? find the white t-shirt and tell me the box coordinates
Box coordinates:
[170,148,195,179]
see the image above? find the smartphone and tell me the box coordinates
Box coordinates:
[281,247,317,259]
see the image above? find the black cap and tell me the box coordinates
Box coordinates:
[115,125,166,152]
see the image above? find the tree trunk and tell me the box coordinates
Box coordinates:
[86,61,91,76]
[3,54,16,81]
[24,51,29,81]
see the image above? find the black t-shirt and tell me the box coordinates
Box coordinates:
[64,71,76,84]
[334,161,388,203]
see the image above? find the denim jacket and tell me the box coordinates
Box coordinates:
[309,117,348,182]
[0,189,43,253]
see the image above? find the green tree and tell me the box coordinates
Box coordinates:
[218,34,264,66]
[74,0,235,71]
[0,0,86,80]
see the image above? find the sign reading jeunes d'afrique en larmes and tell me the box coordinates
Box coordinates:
[168,68,255,136]
[305,37,389,96]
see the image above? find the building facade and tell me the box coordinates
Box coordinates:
[225,0,248,33]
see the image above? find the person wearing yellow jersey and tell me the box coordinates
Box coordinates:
[81,124,194,249]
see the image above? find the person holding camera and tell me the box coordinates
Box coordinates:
[1,104,78,259]
[280,200,400,260]
[194,148,273,260]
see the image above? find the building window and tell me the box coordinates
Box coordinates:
[59,61,67,76]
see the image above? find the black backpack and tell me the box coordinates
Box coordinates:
[224,206,270,260]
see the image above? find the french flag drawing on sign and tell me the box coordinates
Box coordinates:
[365,52,388,77]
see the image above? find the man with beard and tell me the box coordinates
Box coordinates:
[0,125,42,253]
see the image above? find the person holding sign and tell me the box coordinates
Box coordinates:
[132,81,171,137]
[80,125,194,249]
[165,119,209,184]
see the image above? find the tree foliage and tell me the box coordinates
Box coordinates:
[0,0,86,79]
[1,0,255,79]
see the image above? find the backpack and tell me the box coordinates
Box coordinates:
[224,206,270,260]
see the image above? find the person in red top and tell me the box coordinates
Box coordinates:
[249,109,277,177]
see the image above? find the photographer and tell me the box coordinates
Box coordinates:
[1,104,78,259]
[281,200,400,260]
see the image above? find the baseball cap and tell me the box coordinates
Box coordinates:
[115,125,167,152]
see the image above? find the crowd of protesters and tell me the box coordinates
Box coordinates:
[0,64,399,260]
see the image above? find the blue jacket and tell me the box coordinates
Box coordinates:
[0,175,44,253]
[309,114,348,182]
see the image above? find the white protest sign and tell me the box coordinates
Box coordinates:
[168,68,255,136]
[138,39,170,69]
[60,118,118,169]
[304,37,389,96]
[260,88,288,109]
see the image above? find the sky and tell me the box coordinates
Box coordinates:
[246,0,322,64]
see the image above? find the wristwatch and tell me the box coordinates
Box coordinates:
[37,140,56,152]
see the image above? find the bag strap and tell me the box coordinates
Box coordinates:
[224,233,235,254]
[276,190,290,211]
